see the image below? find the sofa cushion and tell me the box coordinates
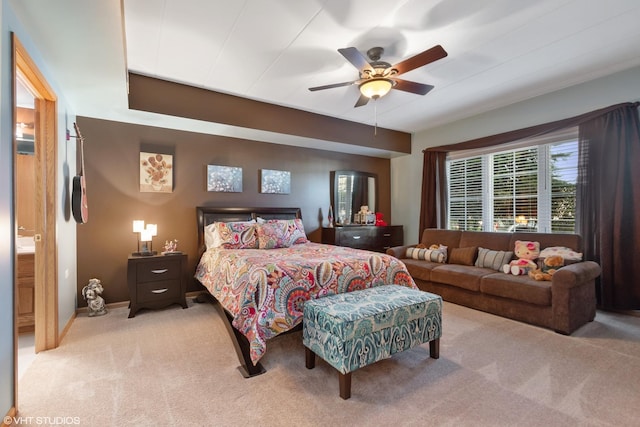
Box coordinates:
[449,246,478,265]
[480,273,552,306]
[460,231,512,251]
[475,247,514,271]
[430,264,495,292]
[401,259,441,281]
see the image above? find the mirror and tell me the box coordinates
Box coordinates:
[331,171,377,225]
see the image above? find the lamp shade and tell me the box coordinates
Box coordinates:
[140,229,153,242]
[133,220,145,233]
[146,223,158,237]
[359,78,393,99]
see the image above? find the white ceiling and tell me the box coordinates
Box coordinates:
[9,0,640,156]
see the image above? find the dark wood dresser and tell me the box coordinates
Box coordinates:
[322,225,403,253]
[127,253,188,318]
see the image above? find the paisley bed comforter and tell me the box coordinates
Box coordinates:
[194,242,416,364]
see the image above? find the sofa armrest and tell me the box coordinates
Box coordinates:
[551,261,601,334]
[386,245,414,259]
[552,261,601,289]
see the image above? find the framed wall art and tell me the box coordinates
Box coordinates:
[207,165,243,192]
[140,152,173,193]
[260,169,290,194]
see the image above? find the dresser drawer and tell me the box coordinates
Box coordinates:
[136,258,181,283]
[322,225,404,252]
[335,227,378,250]
[137,280,180,302]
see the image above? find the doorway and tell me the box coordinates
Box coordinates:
[15,74,36,380]
[13,34,59,407]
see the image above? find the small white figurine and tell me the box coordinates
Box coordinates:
[82,278,107,317]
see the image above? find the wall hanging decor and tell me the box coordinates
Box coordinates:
[207,165,243,192]
[140,152,173,193]
[260,169,291,194]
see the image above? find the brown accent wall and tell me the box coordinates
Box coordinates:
[76,117,392,306]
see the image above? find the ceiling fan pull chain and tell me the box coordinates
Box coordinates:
[374,99,378,136]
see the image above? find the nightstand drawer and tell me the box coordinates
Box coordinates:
[136,259,181,283]
[137,280,180,302]
[127,253,188,318]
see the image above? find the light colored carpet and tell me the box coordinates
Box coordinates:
[17,298,640,426]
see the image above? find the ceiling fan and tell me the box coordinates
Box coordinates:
[309,44,447,108]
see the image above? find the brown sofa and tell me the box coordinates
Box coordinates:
[386,229,601,334]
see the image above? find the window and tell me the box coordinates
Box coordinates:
[446,129,578,233]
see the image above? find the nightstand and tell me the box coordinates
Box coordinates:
[127,253,188,318]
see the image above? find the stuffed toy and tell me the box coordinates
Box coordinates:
[502,240,540,275]
[528,255,564,281]
[375,212,388,226]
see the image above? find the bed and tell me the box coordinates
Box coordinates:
[194,206,417,377]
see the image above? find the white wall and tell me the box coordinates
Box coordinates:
[391,65,640,243]
[0,1,12,417]
[0,0,77,416]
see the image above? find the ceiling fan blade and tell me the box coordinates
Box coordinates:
[338,47,374,73]
[354,94,370,108]
[392,79,435,95]
[391,45,447,76]
[308,80,358,91]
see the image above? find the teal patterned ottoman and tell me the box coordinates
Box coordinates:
[303,285,442,399]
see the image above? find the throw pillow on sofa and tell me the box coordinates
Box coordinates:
[539,246,582,261]
[449,246,478,265]
[475,247,514,271]
[406,245,447,263]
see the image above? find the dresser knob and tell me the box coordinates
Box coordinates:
[352,236,361,240]
[151,288,168,294]
[151,269,168,274]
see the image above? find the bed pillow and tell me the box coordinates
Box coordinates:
[257,218,308,249]
[406,245,447,263]
[475,247,514,271]
[449,246,478,266]
[205,221,258,249]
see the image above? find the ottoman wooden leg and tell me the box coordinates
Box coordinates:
[339,372,351,400]
[429,338,440,359]
[305,347,316,369]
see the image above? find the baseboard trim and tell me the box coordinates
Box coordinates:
[58,311,77,345]
[75,300,129,314]
[75,293,204,316]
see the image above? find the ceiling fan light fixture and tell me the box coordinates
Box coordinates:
[359,77,393,99]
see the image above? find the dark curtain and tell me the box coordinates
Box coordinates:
[420,102,640,309]
[577,104,640,309]
[419,151,447,237]
[420,102,635,233]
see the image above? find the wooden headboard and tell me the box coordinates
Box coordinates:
[196,206,302,255]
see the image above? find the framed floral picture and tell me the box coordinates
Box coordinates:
[140,152,173,193]
[207,165,243,192]
[260,169,290,194]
